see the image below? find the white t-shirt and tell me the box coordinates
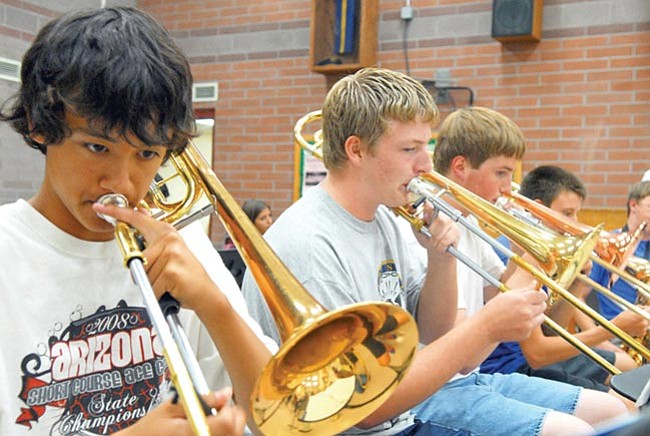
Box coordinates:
[455,216,507,317]
[0,199,276,436]
[398,214,506,378]
[397,214,505,315]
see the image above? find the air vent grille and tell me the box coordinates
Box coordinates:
[0,57,20,82]
[192,82,219,102]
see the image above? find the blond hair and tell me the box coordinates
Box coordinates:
[433,106,525,174]
[322,67,438,170]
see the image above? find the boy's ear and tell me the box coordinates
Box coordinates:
[628,199,638,212]
[29,132,46,145]
[449,155,469,180]
[27,117,46,145]
[344,135,364,165]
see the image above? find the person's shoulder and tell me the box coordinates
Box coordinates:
[0,201,31,256]
[376,206,412,237]
[0,199,27,229]
[376,204,397,221]
[0,198,22,213]
[264,203,317,251]
[589,259,609,281]
[263,192,338,262]
[265,190,324,235]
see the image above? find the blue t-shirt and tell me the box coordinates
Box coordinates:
[494,235,510,265]
[590,236,649,320]
[480,341,527,374]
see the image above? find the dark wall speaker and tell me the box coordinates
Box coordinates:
[491,0,544,43]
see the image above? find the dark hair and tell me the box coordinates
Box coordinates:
[626,181,650,216]
[0,7,195,155]
[242,199,270,222]
[519,165,587,206]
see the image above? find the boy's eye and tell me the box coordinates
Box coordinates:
[139,149,161,160]
[86,143,108,153]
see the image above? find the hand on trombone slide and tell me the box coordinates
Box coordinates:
[481,286,548,343]
[409,197,459,257]
[93,196,273,434]
[124,388,246,436]
[611,307,650,338]
[92,201,222,315]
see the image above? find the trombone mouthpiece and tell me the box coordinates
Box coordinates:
[95,193,128,226]
[407,178,429,201]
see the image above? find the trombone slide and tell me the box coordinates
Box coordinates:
[128,258,213,436]
[397,187,620,375]
[100,196,214,436]
[407,176,650,363]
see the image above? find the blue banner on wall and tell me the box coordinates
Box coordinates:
[333,0,357,55]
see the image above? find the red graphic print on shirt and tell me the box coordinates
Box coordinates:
[15,300,168,434]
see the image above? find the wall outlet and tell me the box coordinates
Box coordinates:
[401,6,413,21]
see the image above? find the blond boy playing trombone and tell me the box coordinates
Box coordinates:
[243,68,627,435]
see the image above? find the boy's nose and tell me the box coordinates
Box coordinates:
[416,150,433,174]
[500,180,513,195]
[99,161,136,203]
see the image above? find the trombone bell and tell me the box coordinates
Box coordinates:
[253,303,417,432]
[151,141,419,435]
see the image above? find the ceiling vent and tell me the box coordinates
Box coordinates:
[0,57,20,82]
[192,82,219,102]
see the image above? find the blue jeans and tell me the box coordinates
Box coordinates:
[404,372,582,436]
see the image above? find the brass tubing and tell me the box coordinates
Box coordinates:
[503,243,650,361]
[407,175,650,363]
[393,206,620,375]
[295,110,623,377]
[417,173,601,292]
[542,316,620,375]
[590,256,650,303]
[578,275,650,322]
[505,190,650,300]
[168,142,419,435]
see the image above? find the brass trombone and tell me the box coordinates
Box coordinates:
[628,256,650,288]
[97,193,216,436]
[498,192,650,364]
[500,193,650,321]
[406,175,650,368]
[102,140,419,435]
[502,189,650,304]
[294,110,637,375]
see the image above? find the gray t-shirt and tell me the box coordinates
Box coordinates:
[242,185,425,435]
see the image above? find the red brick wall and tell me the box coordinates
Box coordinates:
[139,0,326,244]
[138,0,650,243]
